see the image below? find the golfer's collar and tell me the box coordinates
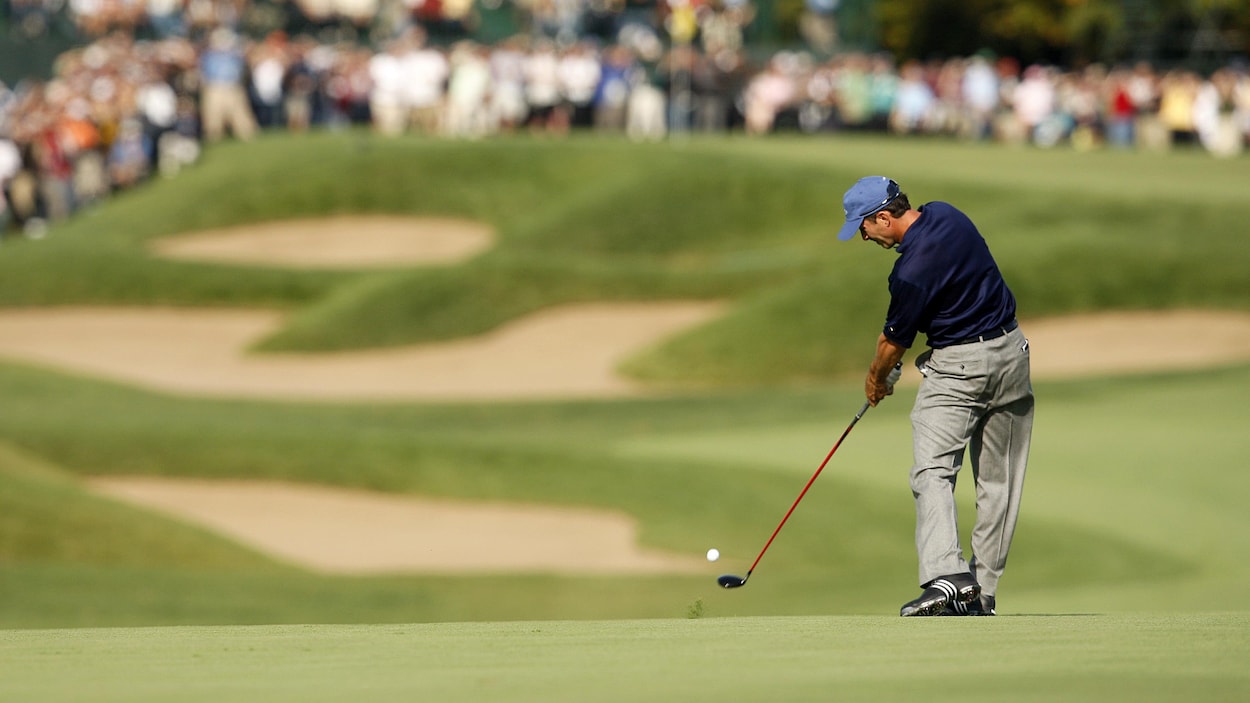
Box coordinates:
[894,208,925,254]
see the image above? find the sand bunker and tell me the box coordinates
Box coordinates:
[0,302,724,402]
[88,477,702,575]
[0,307,1246,403]
[1015,310,1250,378]
[149,216,495,268]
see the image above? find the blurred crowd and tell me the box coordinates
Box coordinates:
[3,0,1250,237]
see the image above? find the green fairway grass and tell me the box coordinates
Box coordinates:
[3,615,1248,703]
[1,132,1249,637]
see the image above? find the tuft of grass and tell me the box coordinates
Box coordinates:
[686,598,705,619]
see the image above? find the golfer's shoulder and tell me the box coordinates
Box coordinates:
[917,201,981,240]
[918,201,969,222]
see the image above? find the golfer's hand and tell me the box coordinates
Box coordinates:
[866,374,893,406]
[865,363,902,407]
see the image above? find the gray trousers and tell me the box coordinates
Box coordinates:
[910,326,1033,596]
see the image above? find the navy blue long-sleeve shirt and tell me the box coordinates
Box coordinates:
[883,201,1016,349]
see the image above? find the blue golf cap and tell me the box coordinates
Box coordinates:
[837,176,901,241]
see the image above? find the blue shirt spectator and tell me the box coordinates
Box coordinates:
[200,31,247,86]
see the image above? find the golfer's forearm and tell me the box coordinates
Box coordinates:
[869,334,907,385]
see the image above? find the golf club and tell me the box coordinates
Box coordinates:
[718,363,900,589]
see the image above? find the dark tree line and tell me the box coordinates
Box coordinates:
[872,0,1250,69]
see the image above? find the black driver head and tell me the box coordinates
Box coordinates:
[717,574,748,589]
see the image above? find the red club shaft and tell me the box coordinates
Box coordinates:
[745,400,871,577]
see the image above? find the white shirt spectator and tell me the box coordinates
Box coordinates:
[137,80,178,128]
[962,56,999,115]
[252,54,286,106]
[369,49,405,108]
[558,45,601,106]
[401,45,449,110]
[369,46,407,135]
[743,61,795,134]
[1013,65,1055,129]
[524,44,561,109]
[0,137,20,183]
[0,136,18,218]
[489,42,528,127]
[892,65,935,133]
[446,44,493,137]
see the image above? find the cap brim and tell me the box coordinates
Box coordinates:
[836,219,860,242]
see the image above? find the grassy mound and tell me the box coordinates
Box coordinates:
[3,132,1247,380]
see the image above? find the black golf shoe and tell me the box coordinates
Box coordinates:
[941,593,996,616]
[899,574,981,617]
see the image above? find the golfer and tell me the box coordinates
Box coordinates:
[837,176,1033,617]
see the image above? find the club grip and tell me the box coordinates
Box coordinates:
[886,362,902,387]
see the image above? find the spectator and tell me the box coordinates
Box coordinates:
[1012,64,1055,144]
[157,95,201,176]
[866,53,898,131]
[54,96,105,206]
[1104,67,1137,149]
[834,52,871,129]
[108,118,150,187]
[692,46,740,132]
[369,39,407,135]
[742,54,795,135]
[961,53,998,140]
[249,32,289,129]
[281,38,320,133]
[1193,68,1243,158]
[0,134,22,236]
[664,43,698,133]
[625,47,667,142]
[524,38,565,134]
[1235,67,1250,147]
[136,68,179,168]
[558,40,602,130]
[1157,69,1200,147]
[488,36,530,133]
[929,58,964,135]
[1127,61,1166,150]
[402,28,450,136]
[889,60,934,135]
[146,0,187,38]
[803,56,839,132]
[799,0,837,56]
[594,43,637,132]
[198,27,257,142]
[699,0,751,59]
[1061,65,1105,151]
[444,41,493,138]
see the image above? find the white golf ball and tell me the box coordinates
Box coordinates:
[706,548,720,562]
